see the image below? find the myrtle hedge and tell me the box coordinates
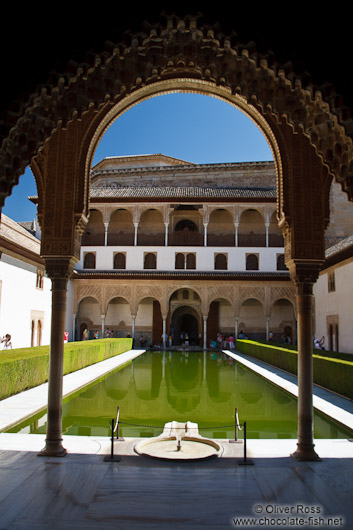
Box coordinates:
[0,338,133,400]
[235,340,353,400]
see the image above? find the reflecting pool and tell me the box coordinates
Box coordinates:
[7,351,353,439]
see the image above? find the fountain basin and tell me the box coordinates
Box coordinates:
[134,421,223,461]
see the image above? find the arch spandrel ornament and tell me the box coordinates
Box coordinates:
[1,15,353,264]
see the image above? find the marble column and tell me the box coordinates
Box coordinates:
[290,265,321,461]
[104,223,109,246]
[164,222,169,246]
[234,223,239,247]
[265,222,270,247]
[162,318,167,350]
[203,316,208,350]
[101,315,106,337]
[134,223,139,246]
[203,223,208,247]
[39,257,75,457]
[131,315,136,342]
[266,317,270,340]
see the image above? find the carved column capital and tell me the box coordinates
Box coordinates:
[44,256,77,287]
[286,259,323,294]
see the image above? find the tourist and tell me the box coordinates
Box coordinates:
[1,334,12,350]
[139,335,146,346]
[228,335,234,349]
[64,330,69,343]
[314,336,325,350]
[268,331,274,341]
[238,330,245,339]
[94,330,100,339]
[82,328,89,340]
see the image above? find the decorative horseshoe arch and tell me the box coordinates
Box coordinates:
[4,15,351,461]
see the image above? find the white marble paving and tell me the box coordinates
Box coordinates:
[0,347,353,529]
[224,350,353,432]
[0,349,145,432]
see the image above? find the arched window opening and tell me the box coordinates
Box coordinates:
[277,254,287,270]
[37,320,42,346]
[114,253,126,269]
[84,252,96,269]
[328,324,333,351]
[31,320,35,347]
[175,253,185,269]
[214,253,227,270]
[186,253,196,269]
[246,254,259,270]
[144,253,156,269]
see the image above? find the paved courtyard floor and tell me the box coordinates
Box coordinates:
[0,349,352,529]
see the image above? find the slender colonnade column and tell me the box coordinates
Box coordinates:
[290,268,320,461]
[39,258,75,457]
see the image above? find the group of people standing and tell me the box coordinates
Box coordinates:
[210,332,235,351]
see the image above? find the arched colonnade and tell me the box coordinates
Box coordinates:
[74,283,296,348]
[82,205,283,248]
[1,17,353,460]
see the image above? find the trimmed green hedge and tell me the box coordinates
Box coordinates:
[235,339,353,400]
[0,338,133,400]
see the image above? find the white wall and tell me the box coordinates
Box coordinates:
[0,254,52,349]
[78,245,285,273]
[313,258,353,354]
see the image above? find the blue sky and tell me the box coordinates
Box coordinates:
[3,93,273,222]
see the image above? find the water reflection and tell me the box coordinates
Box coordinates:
[8,351,353,440]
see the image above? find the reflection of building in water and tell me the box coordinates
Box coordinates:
[69,154,297,346]
[34,352,343,440]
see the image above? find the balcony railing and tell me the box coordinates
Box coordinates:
[81,231,284,248]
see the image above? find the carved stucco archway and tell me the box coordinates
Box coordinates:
[5,16,350,460]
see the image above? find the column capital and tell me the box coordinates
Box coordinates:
[286,259,323,294]
[43,256,77,285]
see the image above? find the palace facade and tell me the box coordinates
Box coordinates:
[71,154,296,349]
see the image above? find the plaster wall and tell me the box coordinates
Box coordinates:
[78,246,285,273]
[313,258,353,354]
[0,254,52,348]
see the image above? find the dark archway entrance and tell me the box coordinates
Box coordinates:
[170,306,199,346]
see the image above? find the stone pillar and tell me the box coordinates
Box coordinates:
[234,318,239,340]
[104,223,109,246]
[39,257,75,457]
[289,263,321,461]
[234,223,239,247]
[101,315,105,337]
[162,318,167,350]
[134,223,139,246]
[265,223,270,247]
[266,317,270,340]
[203,223,208,247]
[164,222,169,246]
[203,316,208,350]
[72,314,76,342]
[131,315,136,342]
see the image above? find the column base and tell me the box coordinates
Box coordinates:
[291,443,321,462]
[38,439,67,457]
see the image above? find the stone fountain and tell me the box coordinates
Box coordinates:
[134,421,223,461]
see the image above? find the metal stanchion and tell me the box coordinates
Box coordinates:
[103,418,121,462]
[238,421,254,465]
[115,405,124,441]
[229,407,242,443]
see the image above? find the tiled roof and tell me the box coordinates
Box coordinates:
[90,186,277,200]
[0,214,40,255]
[325,234,353,258]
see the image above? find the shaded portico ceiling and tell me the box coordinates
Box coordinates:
[1,5,352,201]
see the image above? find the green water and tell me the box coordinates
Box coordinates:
[8,351,353,439]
